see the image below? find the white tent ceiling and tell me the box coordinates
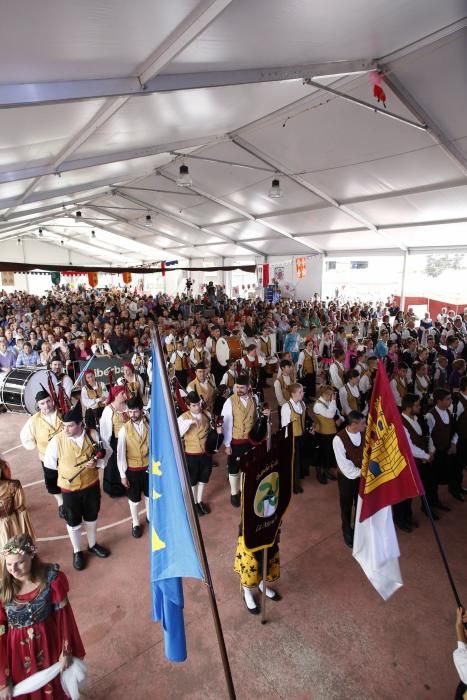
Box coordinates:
[0,0,466,265]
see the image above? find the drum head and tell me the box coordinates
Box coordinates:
[18,370,58,414]
[216,337,230,367]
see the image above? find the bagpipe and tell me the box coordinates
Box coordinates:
[249,390,271,446]
[67,416,106,485]
[205,415,224,454]
[46,371,71,414]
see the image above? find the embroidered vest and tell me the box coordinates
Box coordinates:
[112,407,130,438]
[56,430,99,491]
[402,415,429,460]
[173,353,184,371]
[259,337,271,356]
[288,401,305,437]
[429,409,453,451]
[124,420,149,469]
[187,378,214,411]
[303,351,315,375]
[395,377,407,400]
[337,429,363,470]
[30,412,63,460]
[312,401,337,435]
[231,394,256,440]
[85,384,102,400]
[4,566,61,629]
[345,384,359,412]
[181,411,210,454]
[278,375,291,402]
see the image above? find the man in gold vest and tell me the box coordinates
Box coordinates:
[178,391,218,516]
[339,370,363,418]
[117,394,149,538]
[187,362,216,414]
[44,401,110,570]
[20,389,65,518]
[332,411,366,547]
[390,362,409,410]
[297,336,318,402]
[274,360,294,414]
[222,374,262,507]
[281,383,308,494]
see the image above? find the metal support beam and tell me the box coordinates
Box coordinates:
[156,171,323,254]
[382,72,467,176]
[113,189,265,257]
[400,251,408,310]
[303,79,427,131]
[0,59,374,109]
[230,136,408,252]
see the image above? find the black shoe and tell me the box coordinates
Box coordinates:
[449,490,465,502]
[73,551,85,571]
[242,592,259,615]
[422,507,439,520]
[316,470,328,485]
[198,502,210,515]
[265,590,282,602]
[195,503,205,516]
[409,518,419,528]
[395,520,413,533]
[326,471,337,481]
[230,493,241,508]
[58,505,66,519]
[88,543,110,558]
[343,532,354,548]
[132,525,142,538]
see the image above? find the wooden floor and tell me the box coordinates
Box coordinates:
[1,396,465,700]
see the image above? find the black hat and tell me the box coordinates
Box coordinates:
[236,374,249,386]
[35,388,50,402]
[195,362,207,371]
[62,401,83,424]
[127,395,143,410]
[186,391,201,404]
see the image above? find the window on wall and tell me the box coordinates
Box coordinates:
[326,261,336,270]
[350,261,369,269]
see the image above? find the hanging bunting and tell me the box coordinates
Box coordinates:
[88,272,98,287]
[257,264,264,287]
[295,257,307,279]
[161,261,166,277]
[122,271,132,284]
[50,272,61,286]
[369,70,387,107]
[263,263,269,287]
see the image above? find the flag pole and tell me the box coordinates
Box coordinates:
[261,548,268,625]
[151,330,236,700]
[421,495,463,607]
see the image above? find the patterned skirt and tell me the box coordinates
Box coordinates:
[233,536,280,588]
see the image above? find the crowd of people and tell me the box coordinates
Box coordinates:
[1,282,467,695]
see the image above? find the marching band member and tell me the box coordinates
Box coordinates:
[189,336,209,368]
[164,326,176,355]
[274,359,294,411]
[239,343,266,390]
[339,370,365,418]
[117,362,144,400]
[80,368,108,414]
[100,385,129,498]
[206,325,224,386]
[20,389,65,518]
[281,383,308,494]
[187,362,216,414]
[44,402,110,570]
[329,349,346,391]
[184,324,198,351]
[117,395,149,538]
[297,336,318,402]
[332,410,366,547]
[49,358,73,399]
[425,389,461,508]
[399,394,432,528]
[222,375,264,507]
[169,338,189,388]
[390,362,409,410]
[178,391,219,516]
[413,361,430,408]
[220,360,238,393]
[358,356,378,407]
[313,385,344,484]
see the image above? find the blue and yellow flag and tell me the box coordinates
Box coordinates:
[149,336,203,662]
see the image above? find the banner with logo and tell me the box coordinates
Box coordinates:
[77,353,133,385]
[238,428,293,552]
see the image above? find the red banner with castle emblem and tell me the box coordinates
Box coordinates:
[359,361,424,521]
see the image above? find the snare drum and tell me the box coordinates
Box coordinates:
[0,368,59,414]
[216,336,242,367]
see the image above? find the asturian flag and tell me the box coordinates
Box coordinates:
[353,360,424,600]
[149,334,204,662]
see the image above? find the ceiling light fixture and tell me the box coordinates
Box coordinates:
[269,178,282,199]
[145,214,152,227]
[91,230,96,238]
[38,228,43,237]
[17,238,21,246]
[176,164,192,187]
[76,211,82,218]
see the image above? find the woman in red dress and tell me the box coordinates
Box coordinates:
[0,534,85,699]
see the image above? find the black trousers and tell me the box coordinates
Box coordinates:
[393,498,413,524]
[433,449,462,498]
[41,462,61,495]
[186,453,212,485]
[62,482,101,527]
[126,468,149,503]
[211,357,224,387]
[228,443,251,475]
[417,461,437,507]
[337,472,359,536]
[175,369,187,389]
[103,436,127,498]
[302,372,316,401]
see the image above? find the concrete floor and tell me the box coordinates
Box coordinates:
[1,395,465,700]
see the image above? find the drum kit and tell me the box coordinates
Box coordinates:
[0,368,59,414]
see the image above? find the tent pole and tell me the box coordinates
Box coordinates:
[400,252,408,311]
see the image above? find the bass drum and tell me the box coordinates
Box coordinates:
[216,336,242,367]
[0,368,59,414]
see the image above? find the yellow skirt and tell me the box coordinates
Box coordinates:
[233,536,280,588]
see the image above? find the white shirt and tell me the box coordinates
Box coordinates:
[274,375,292,407]
[453,641,467,684]
[456,392,467,420]
[425,406,458,444]
[313,398,343,422]
[401,414,433,460]
[80,382,109,410]
[221,394,253,448]
[220,370,236,388]
[116,419,146,478]
[297,349,316,376]
[44,429,109,471]
[20,411,59,451]
[329,362,345,390]
[189,347,209,366]
[100,404,122,445]
[359,373,372,395]
[390,377,406,408]
[91,342,112,356]
[332,430,361,479]
[177,410,210,438]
